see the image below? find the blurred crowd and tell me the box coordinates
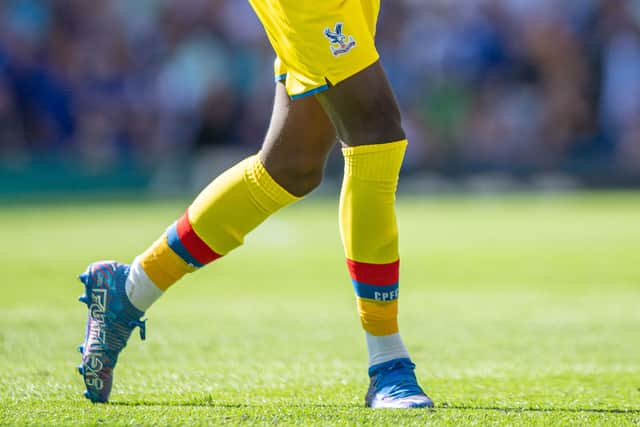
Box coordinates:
[0,0,639,178]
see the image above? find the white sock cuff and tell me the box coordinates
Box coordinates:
[125,257,164,312]
[366,332,411,367]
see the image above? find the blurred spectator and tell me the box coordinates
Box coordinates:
[0,0,638,181]
[598,0,640,171]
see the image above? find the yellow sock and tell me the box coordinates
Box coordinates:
[340,140,407,336]
[139,154,300,290]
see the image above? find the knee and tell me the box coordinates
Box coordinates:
[280,163,324,197]
[264,156,325,197]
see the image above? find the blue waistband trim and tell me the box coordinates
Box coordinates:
[290,84,330,100]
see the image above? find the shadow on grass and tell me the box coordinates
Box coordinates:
[440,403,640,415]
[109,400,251,408]
[109,399,640,414]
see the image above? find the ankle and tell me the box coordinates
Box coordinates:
[366,332,411,367]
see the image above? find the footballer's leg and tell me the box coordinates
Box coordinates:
[76,82,336,403]
[248,0,431,409]
[261,82,336,197]
[315,61,434,409]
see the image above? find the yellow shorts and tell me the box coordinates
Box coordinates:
[248,0,381,99]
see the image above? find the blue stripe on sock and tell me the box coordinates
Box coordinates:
[352,280,399,301]
[166,222,204,268]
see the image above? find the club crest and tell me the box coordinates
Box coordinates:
[324,23,356,56]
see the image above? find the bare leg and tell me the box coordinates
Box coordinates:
[315,62,405,148]
[261,83,337,197]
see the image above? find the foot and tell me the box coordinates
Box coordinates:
[76,261,146,403]
[365,358,434,409]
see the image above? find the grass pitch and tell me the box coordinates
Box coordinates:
[1,192,639,426]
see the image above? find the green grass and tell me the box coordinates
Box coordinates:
[1,192,639,426]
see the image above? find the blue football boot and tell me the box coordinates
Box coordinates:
[76,261,146,403]
[365,358,434,409]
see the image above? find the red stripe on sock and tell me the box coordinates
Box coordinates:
[346,259,399,286]
[176,210,222,264]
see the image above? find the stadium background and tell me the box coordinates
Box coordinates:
[1,0,639,196]
[1,1,639,424]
